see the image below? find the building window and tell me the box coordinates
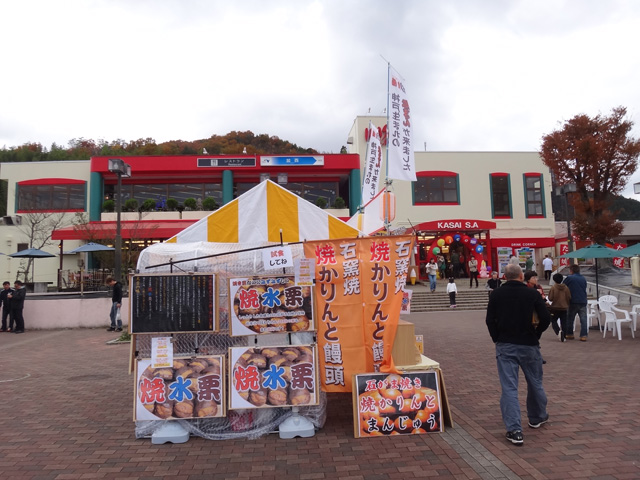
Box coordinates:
[413,171,459,205]
[524,173,545,218]
[104,183,223,207]
[490,173,512,218]
[17,180,86,212]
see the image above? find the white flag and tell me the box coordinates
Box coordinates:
[387,66,416,181]
[361,121,382,205]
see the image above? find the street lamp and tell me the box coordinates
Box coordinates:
[555,183,577,264]
[108,159,131,283]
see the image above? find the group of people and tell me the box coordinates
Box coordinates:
[425,254,482,293]
[485,262,588,446]
[0,280,27,333]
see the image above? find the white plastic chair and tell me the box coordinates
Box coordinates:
[596,295,618,333]
[628,305,639,332]
[599,299,635,340]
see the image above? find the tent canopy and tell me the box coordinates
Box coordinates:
[167,180,360,244]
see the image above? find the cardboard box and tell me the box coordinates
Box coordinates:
[392,319,421,366]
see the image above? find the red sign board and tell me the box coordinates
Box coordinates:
[411,219,497,232]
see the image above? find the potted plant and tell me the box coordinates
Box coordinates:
[315,197,327,209]
[184,198,197,211]
[166,198,179,211]
[124,199,139,212]
[202,197,218,210]
[334,197,346,209]
[102,199,115,212]
[141,199,156,212]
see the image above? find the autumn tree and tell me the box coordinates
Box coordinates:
[540,107,640,245]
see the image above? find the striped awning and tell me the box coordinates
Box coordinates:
[167,180,360,244]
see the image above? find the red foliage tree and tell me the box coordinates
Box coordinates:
[540,107,640,245]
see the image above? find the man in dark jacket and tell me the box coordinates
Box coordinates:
[563,264,588,341]
[9,281,26,333]
[0,281,14,331]
[105,276,123,332]
[486,263,551,446]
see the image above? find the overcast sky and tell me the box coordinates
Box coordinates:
[2,0,640,195]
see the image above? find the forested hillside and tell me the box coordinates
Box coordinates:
[0,130,318,162]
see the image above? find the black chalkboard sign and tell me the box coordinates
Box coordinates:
[130,274,216,333]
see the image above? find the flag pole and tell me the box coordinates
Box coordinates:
[384,61,392,234]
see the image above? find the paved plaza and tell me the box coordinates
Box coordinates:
[1,306,638,480]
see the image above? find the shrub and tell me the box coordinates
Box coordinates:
[141,199,156,211]
[166,198,179,211]
[184,198,197,210]
[102,199,115,212]
[334,197,346,209]
[315,197,327,209]
[124,199,139,212]
[202,197,218,210]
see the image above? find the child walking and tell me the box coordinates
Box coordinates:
[447,277,458,308]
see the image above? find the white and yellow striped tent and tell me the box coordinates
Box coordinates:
[166,180,360,244]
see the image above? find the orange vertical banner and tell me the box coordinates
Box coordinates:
[304,235,415,392]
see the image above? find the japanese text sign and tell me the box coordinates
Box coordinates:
[262,245,294,271]
[352,371,442,438]
[229,346,319,410]
[229,275,315,336]
[134,355,225,421]
[304,235,415,392]
[130,274,217,334]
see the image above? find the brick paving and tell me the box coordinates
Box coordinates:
[1,309,639,480]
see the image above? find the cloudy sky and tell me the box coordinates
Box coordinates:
[2,0,640,195]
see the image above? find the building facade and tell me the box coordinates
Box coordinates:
[347,116,557,279]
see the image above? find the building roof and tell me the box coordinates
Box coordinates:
[51,220,197,241]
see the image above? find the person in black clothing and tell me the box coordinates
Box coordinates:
[9,281,26,333]
[486,263,551,446]
[0,281,14,331]
[105,276,123,332]
[486,271,502,298]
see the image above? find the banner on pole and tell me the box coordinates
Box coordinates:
[387,66,416,182]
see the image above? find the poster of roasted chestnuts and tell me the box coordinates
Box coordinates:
[352,371,443,438]
[134,355,225,421]
[229,346,319,410]
[229,275,315,336]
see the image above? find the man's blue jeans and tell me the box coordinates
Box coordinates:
[495,342,547,432]
[567,303,588,337]
[428,274,437,292]
[110,302,122,329]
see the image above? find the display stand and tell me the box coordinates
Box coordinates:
[397,354,454,429]
[278,407,315,439]
[151,422,190,444]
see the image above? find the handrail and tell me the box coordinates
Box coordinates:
[586,281,640,307]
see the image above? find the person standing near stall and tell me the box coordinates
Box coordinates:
[468,256,479,288]
[542,255,554,282]
[0,281,14,332]
[105,276,123,332]
[563,264,588,341]
[451,250,460,279]
[9,281,26,334]
[486,271,502,297]
[426,258,438,293]
[486,263,551,446]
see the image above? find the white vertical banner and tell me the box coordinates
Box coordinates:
[387,66,417,181]
[361,121,382,205]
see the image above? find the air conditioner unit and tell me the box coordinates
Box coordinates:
[3,216,22,225]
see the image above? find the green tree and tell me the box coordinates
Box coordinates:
[541,106,640,244]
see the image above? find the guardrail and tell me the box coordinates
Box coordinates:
[586,281,640,307]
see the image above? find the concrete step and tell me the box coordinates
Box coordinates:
[408,289,489,312]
